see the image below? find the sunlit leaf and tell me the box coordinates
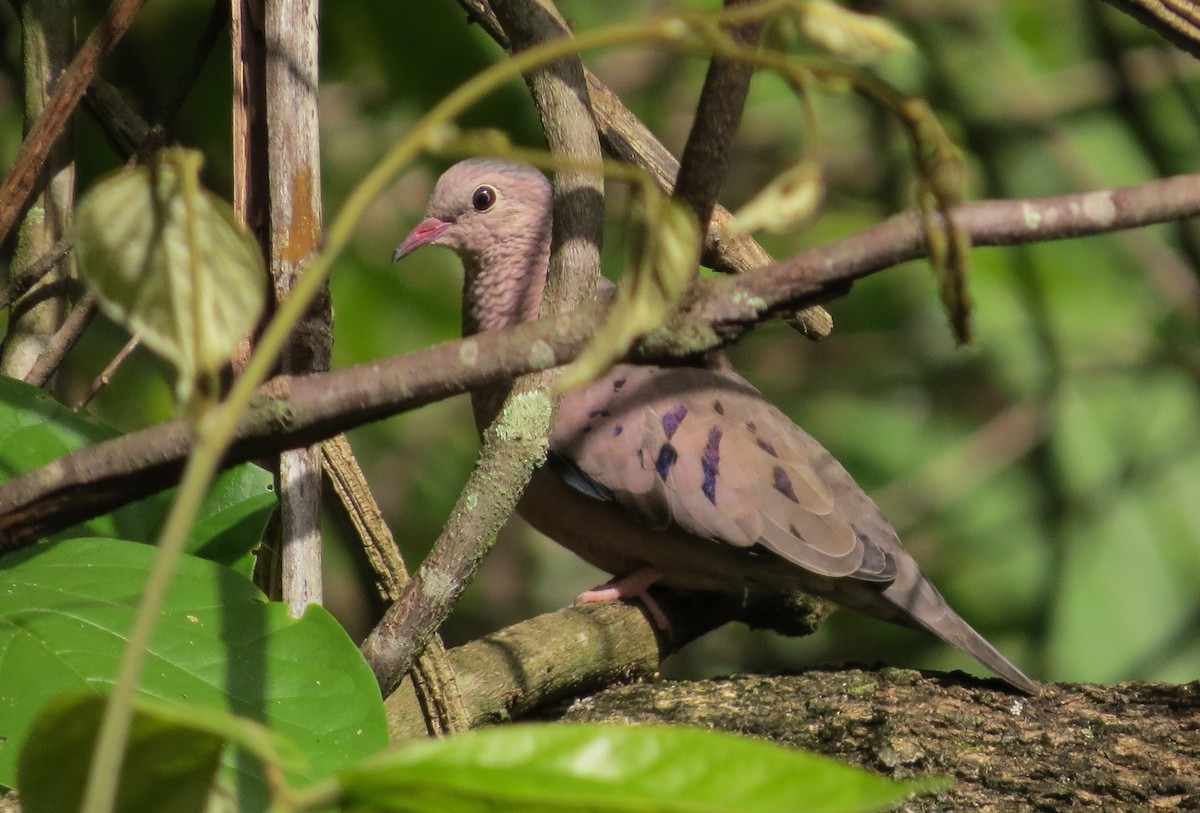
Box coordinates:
[799,1,912,64]
[74,148,267,405]
[340,723,943,812]
[729,160,824,236]
[556,196,699,392]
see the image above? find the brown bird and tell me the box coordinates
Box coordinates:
[395,158,1038,694]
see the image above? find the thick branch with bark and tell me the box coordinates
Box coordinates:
[555,670,1200,811]
[1,174,1199,545]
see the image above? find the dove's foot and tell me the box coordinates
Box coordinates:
[574,567,669,630]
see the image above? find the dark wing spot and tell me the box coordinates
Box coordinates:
[772,466,799,503]
[745,420,757,433]
[655,443,679,481]
[701,425,722,504]
[756,438,778,457]
[613,424,624,437]
[712,399,725,415]
[662,404,689,439]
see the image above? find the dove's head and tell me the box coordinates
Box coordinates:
[394,159,553,333]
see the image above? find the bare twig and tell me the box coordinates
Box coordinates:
[358,382,554,696]
[0,0,150,245]
[1,174,1198,546]
[23,294,97,388]
[0,239,71,311]
[74,334,140,410]
[323,435,470,734]
[672,0,762,241]
[1100,0,1200,59]
[1085,3,1200,272]
[1,0,78,381]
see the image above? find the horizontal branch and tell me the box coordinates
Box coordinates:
[1,172,1198,545]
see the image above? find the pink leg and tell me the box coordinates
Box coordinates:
[574,567,669,630]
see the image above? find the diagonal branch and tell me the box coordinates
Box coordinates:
[0,0,151,245]
[359,0,608,696]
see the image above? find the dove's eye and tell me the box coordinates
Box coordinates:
[472,185,497,211]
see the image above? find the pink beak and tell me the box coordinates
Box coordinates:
[393,217,451,262]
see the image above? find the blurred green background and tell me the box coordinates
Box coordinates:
[1,0,1197,686]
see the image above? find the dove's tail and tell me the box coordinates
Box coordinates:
[879,560,1039,694]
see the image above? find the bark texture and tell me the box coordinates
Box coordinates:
[551,669,1199,811]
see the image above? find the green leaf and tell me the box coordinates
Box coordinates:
[74,147,268,405]
[0,538,389,807]
[340,723,939,813]
[18,693,226,813]
[0,376,275,572]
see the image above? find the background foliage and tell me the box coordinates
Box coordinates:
[1,0,1197,688]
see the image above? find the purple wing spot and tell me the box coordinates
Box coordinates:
[745,420,757,433]
[613,424,624,437]
[773,466,799,503]
[756,438,778,457]
[655,443,679,481]
[701,425,722,504]
[713,400,725,415]
[662,404,689,439]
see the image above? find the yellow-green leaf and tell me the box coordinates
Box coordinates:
[800,1,913,64]
[74,148,267,405]
[556,197,699,392]
[729,161,824,237]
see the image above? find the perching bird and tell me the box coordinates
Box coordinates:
[395,158,1038,694]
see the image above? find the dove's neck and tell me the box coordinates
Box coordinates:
[461,227,551,335]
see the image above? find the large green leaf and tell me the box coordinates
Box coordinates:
[0,538,389,808]
[341,723,941,813]
[0,376,275,571]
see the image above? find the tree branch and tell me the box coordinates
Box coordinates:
[1100,0,1200,59]
[2,174,1199,545]
[672,0,762,241]
[359,0,607,696]
[556,670,1200,811]
[0,0,150,245]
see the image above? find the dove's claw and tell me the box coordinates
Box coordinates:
[574,567,669,630]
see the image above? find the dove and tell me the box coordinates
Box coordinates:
[395,158,1038,694]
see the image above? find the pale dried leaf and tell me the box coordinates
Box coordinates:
[729,161,824,237]
[800,1,912,64]
[556,198,699,392]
